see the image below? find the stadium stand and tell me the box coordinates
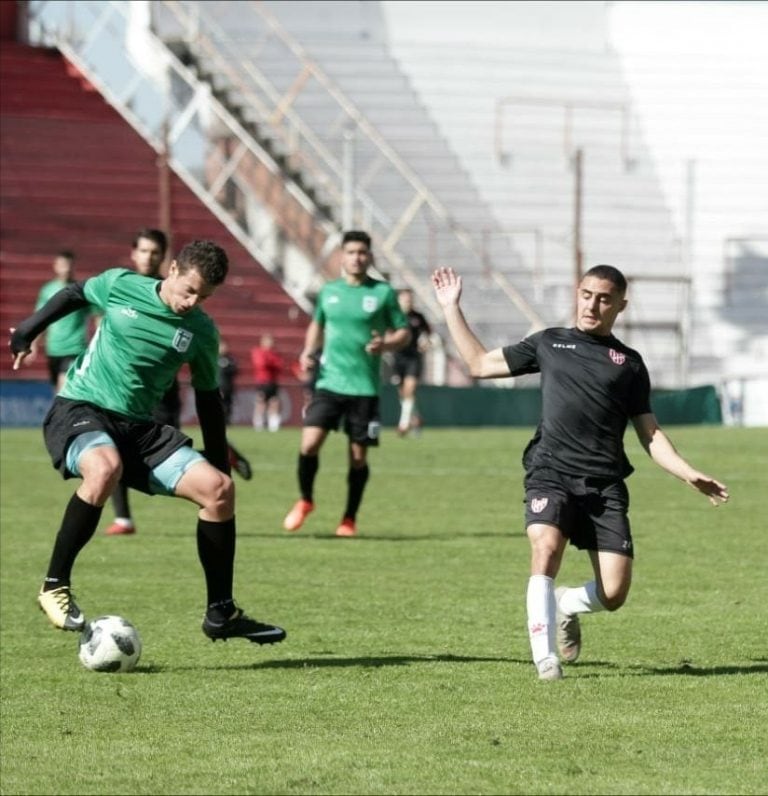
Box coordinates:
[0,41,309,421]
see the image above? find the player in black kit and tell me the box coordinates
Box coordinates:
[432,264,729,681]
[393,288,432,436]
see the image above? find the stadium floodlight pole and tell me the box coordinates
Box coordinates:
[572,146,583,324]
[341,125,355,229]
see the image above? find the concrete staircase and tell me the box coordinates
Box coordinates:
[0,43,308,397]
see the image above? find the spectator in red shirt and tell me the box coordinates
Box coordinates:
[251,333,284,431]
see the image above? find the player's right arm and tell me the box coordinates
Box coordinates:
[299,319,324,373]
[431,267,511,379]
[9,282,89,369]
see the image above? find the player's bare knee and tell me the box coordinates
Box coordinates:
[600,589,629,611]
[80,449,123,498]
[200,472,234,514]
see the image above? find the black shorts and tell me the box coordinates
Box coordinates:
[255,382,279,401]
[524,467,633,557]
[393,353,423,381]
[303,389,380,446]
[43,397,193,494]
[46,355,77,386]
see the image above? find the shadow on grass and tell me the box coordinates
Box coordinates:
[142,529,525,541]
[139,652,531,674]
[255,531,524,541]
[562,659,768,678]
[632,660,768,677]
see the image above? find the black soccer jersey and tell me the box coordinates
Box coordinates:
[502,327,652,479]
[397,310,431,358]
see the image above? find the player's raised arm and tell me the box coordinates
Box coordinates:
[431,267,511,379]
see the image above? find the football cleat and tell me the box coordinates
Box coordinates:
[202,608,286,644]
[555,586,582,663]
[283,499,314,532]
[536,656,563,681]
[335,518,357,537]
[38,585,85,632]
[105,521,136,536]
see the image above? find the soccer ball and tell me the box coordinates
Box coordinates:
[78,615,142,673]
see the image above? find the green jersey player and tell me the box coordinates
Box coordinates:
[33,250,92,393]
[10,240,285,646]
[282,230,410,537]
[104,228,253,538]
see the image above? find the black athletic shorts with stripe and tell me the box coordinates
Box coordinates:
[43,397,193,493]
[303,389,381,446]
[524,466,634,557]
[393,352,424,381]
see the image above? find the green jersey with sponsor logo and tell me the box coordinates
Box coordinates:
[59,268,219,420]
[35,279,91,356]
[314,277,407,396]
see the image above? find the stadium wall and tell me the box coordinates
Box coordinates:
[1,380,722,429]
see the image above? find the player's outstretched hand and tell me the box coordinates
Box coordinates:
[688,472,730,507]
[431,267,462,308]
[8,327,32,370]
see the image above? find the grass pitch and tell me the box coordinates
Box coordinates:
[1,424,766,795]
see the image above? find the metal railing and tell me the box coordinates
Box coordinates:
[154,0,545,332]
[25,0,546,368]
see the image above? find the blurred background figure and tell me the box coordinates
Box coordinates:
[250,333,284,432]
[217,338,238,424]
[393,288,432,437]
[32,250,92,394]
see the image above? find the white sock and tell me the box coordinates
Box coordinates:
[268,414,281,432]
[114,517,134,529]
[558,580,605,616]
[526,574,557,665]
[399,398,414,429]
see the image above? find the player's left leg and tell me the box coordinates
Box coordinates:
[336,441,369,537]
[398,374,418,436]
[337,397,380,536]
[555,482,633,662]
[170,453,285,645]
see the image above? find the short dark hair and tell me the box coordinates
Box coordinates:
[341,230,371,249]
[583,264,627,294]
[56,249,75,261]
[176,240,229,286]
[133,228,168,257]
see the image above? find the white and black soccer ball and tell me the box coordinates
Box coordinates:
[78,615,142,673]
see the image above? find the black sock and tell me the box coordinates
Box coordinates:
[298,454,319,502]
[343,465,369,521]
[197,517,235,609]
[111,481,131,519]
[206,598,236,621]
[43,493,103,588]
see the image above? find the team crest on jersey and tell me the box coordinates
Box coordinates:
[172,329,193,352]
[530,497,548,514]
[362,296,378,312]
[609,348,626,365]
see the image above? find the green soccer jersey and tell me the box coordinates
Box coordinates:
[59,268,220,420]
[35,279,91,357]
[314,276,407,396]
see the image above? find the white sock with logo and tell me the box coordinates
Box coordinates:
[526,574,557,664]
[558,580,605,616]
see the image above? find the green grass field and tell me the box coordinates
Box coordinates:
[1,424,766,795]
